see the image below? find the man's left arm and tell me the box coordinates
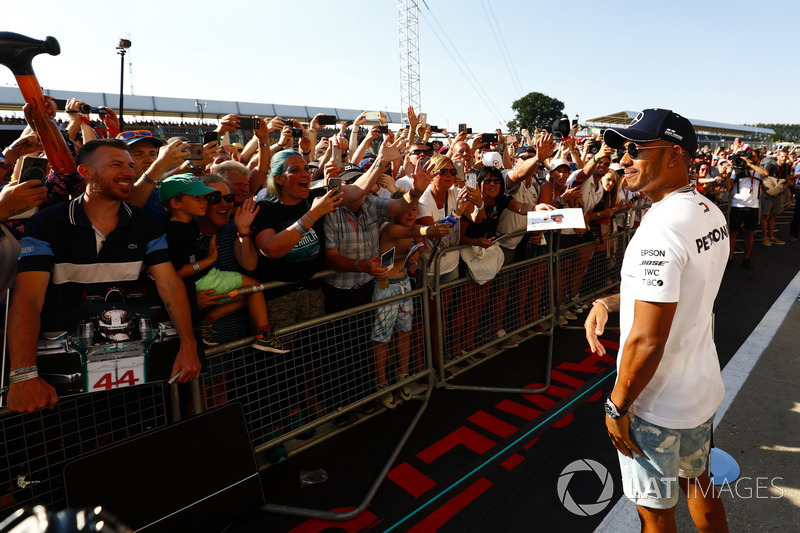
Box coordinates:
[148,262,201,383]
[607,300,678,458]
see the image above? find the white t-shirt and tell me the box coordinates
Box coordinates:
[417,187,461,275]
[730,171,760,208]
[497,175,539,250]
[618,188,727,429]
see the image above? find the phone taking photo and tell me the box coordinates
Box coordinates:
[453,160,465,184]
[19,156,49,182]
[465,172,477,189]
[186,144,204,161]
[203,131,219,144]
[327,177,342,194]
[418,113,428,128]
[238,116,260,130]
[365,111,382,122]
[380,247,395,269]
[318,115,337,126]
[333,146,342,166]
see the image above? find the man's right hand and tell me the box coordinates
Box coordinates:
[7,378,58,413]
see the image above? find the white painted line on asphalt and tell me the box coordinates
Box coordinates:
[595,269,800,532]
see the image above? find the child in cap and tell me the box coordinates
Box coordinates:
[159,173,288,354]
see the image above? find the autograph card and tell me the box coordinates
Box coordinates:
[527,208,586,231]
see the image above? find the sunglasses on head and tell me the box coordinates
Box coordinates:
[204,191,235,204]
[436,168,458,176]
[619,143,672,159]
[117,130,153,140]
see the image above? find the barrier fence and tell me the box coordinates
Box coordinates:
[1,212,651,522]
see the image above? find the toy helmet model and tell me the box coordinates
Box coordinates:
[97,308,132,341]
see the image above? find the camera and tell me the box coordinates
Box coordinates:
[585,139,601,155]
[291,128,304,138]
[731,150,752,173]
[551,116,570,140]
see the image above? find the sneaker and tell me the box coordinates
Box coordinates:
[253,331,290,354]
[771,237,785,245]
[762,238,771,246]
[742,258,753,270]
[264,428,288,463]
[500,336,519,349]
[377,384,396,409]
[789,236,799,242]
[556,315,568,326]
[200,322,219,346]
[396,374,413,402]
[561,308,577,320]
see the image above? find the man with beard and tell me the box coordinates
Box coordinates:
[584,109,729,532]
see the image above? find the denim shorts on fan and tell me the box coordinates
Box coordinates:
[618,413,714,509]
[371,276,413,343]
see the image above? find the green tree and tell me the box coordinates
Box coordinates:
[754,123,800,143]
[507,92,565,133]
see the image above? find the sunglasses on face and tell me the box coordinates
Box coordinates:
[411,149,432,156]
[620,143,672,159]
[518,155,534,160]
[117,130,153,140]
[436,168,458,176]
[204,192,235,204]
[481,178,502,184]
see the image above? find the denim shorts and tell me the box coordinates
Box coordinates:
[371,276,414,343]
[618,413,714,509]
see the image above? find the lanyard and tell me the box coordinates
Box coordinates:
[343,211,359,235]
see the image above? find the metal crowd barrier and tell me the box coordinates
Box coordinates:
[1,207,656,521]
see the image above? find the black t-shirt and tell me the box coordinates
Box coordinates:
[165,219,209,283]
[251,189,327,294]
[761,157,788,180]
[463,194,512,239]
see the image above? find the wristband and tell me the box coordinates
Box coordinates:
[9,370,39,384]
[141,172,159,187]
[10,366,37,377]
[302,151,311,156]
[409,189,422,199]
[237,232,252,238]
[293,220,310,235]
[192,261,201,273]
[593,299,609,311]
[259,142,270,147]
[302,214,315,226]
[354,259,360,272]
[594,155,601,163]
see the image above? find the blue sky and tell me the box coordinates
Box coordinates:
[2,0,798,132]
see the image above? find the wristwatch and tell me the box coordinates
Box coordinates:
[604,396,627,419]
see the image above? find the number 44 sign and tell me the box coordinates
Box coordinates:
[86,356,145,392]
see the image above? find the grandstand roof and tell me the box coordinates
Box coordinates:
[0,87,403,123]
[585,110,774,137]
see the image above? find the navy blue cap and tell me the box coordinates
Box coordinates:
[603,109,697,155]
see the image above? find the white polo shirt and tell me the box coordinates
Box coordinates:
[618,187,728,429]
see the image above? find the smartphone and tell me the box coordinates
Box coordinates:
[291,128,304,138]
[318,115,337,126]
[429,125,440,133]
[365,111,382,122]
[572,119,578,127]
[440,215,458,228]
[327,177,342,194]
[453,160,465,184]
[380,247,396,269]
[376,125,389,134]
[19,156,49,182]
[203,131,219,144]
[333,146,342,166]
[465,172,477,189]
[481,133,499,144]
[238,116,260,130]
[465,127,473,135]
[186,143,204,160]
[458,123,467,132]
[418,113,428,128]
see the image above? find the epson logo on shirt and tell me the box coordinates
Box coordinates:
[641,249,666,257]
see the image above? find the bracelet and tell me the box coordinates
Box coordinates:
[475,202,484,210]
[594,155,601,163]
[259,142,270,147]
[9,370,39,384]
[10,366,37,377]
[192,261,201,273]
[141,172,159,187]
[424,225,431,237]
[302,214,315,226]
[354,259,360,272]
[593,299,610,311]
[237,232,252,238]
[409,188,422,199]
[292,220,310,235]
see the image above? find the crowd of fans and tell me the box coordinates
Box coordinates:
[1,97,798,452]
